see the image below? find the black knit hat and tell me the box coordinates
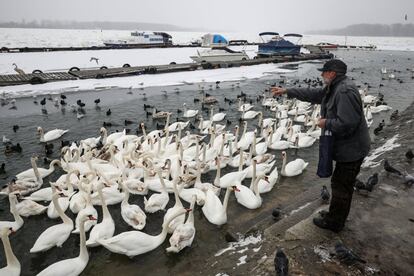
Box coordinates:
[317,59,347,74]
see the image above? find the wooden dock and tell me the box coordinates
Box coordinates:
[0,72,77,86]
[0,52,333,87]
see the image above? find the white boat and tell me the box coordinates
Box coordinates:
[103,31,172,47]
[190,47,249,63]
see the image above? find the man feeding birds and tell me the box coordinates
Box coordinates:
[272,59,370,233]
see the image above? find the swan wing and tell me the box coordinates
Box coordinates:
[87,218,115,246]
[258,178,274,194]
[24,187,52,201]
[220,171,246,187]
[285,159,308,176]
[16,199,47,217]
[43,129,69,142]
[37,257,84,276]
[31,223,73,252]
[202,190,223,219]
[167,224,195,252]
[99,231,157,256]
[234,184,261,209]
[122,205,146,229]
[213,113,226,121]
[144,193,169,213]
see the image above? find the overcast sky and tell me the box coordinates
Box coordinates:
[0,0,413,33]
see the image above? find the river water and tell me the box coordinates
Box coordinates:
[0,49,413,275]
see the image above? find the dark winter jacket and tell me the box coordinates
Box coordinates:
[286,75,370,162]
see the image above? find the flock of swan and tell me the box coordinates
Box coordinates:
[0,85,391,276]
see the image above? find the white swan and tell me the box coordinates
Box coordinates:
[211,107,226,122]
[98,208,188,257]
[268,129,293,150]
[243,160,275,178]
[258,165,279,194]
[364,106,373,121]
[197,115,212,130]
[294,134,316,148]
[100,127,125,145]
[226,146,242,167]
[237,122,262,150]
[168,121,190,132]
[178,186,206,206]
[234,174,266,209]
[80,136,101,150]
[252,130,267,156]
[370,104,392,113]
[189,163,216,201]
[121,171,148,195]
[238,99,253,112]
[214,157,247,188]
[280,151,308,177]
[2,173,43,196]
[163,178,185,234]
[144,171,170,213]
[182,103,199,118]
[54,170,80,190]
[47,178,75,219]
[0,194,24,232]
[248,158,277,194]
[72,183,97,234]
[306,119,321,140]
[69,183,88,214]
[16,197,47,217]
[0,228,20,276]
[16,157,61,181]
[120,182,147,230]
[37,127,69,143]
[202,187,236,226]
[241,108,260,120]
[166,196,196,253]
[89,178,124,206]
[143,167,175,194]
[287,106,309,116]
[36,213,96,276]
[152,108,171,119]
[86,185,115,247]
[30,187,73,253]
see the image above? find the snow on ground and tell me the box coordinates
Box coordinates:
[236,255,248,266]
[313,245,332,263]
[289,202,312,215]
[362,134,401,168]
[214,233,262,257]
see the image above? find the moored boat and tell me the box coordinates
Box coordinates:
[190,47,249,63]
[103,31,172,48]
[257,32,302,57]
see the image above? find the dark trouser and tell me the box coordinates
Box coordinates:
[325,158,363,230]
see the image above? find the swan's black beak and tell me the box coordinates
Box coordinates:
[232,186,240,192]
